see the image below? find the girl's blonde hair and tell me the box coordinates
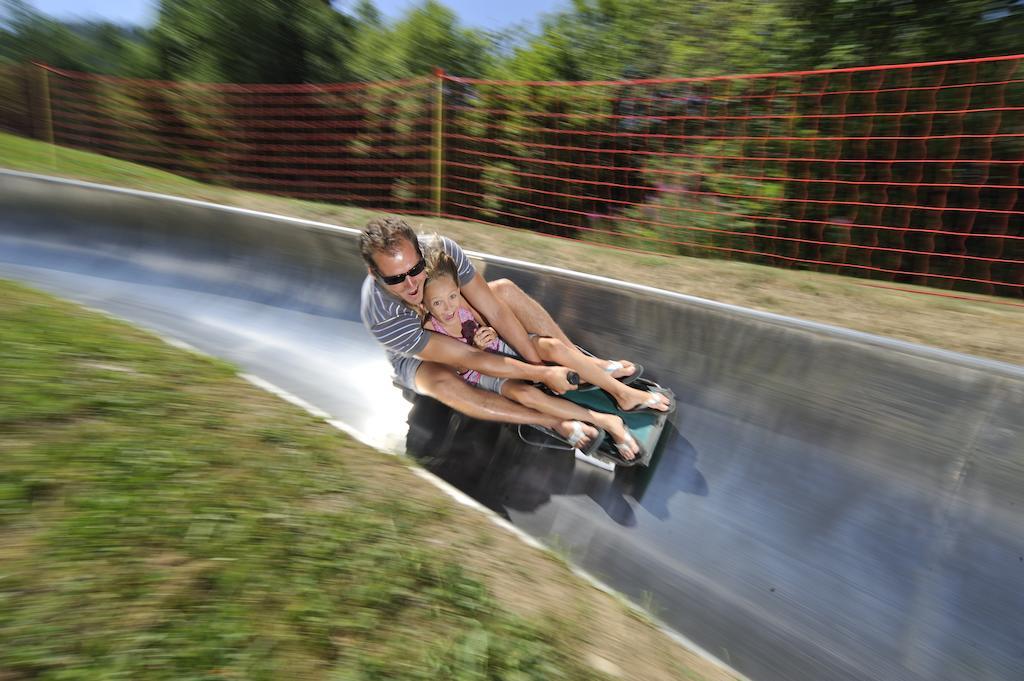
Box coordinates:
[419,237,461,321]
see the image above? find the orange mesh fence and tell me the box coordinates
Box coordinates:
[442,56,1023,298]
[1,56,1021,298]
[18,66,436,214]
[0,64,33,139]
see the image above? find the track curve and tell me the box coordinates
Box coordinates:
[2,170,1022,681]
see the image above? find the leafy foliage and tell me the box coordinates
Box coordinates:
[498,0,799,81]
[5,0,1022,83]
[1,0,156,76]
[349,0,494,80]
[150,0,356,83]
[785,0,1024,69]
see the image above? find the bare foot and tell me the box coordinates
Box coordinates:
[553,420,598,449]
[591,414,638,461]
[589,357,637,380]
[614,384,671,413]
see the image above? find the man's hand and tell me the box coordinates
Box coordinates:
[420,333,573,388]
[472,325,498,349]
[540,365,578,395]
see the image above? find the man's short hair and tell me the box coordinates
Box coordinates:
[360,216,419,270]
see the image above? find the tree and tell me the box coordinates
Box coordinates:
[497,0,798,82]
[1,0,154,75]
[785,0,1024,69]
[348,0,493,80]
[151,0,356,83]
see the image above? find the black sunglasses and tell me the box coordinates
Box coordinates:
[376,256,426,285]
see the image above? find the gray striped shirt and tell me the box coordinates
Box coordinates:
[360,235,476,363]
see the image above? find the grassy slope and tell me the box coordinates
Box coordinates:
[0,279,735,680]
[0,132,1020,366]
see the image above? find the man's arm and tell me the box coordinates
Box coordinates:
[459,272,542,363]
[417,331,575,394]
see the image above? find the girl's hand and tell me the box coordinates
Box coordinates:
[473,325,498,349]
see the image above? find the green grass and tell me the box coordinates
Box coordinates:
[0,280,615,680]
[0,132,212,195]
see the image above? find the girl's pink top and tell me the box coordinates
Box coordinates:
[428,306,510,385]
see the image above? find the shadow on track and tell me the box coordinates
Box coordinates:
[404,393,708,528]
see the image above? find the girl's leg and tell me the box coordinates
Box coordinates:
[488,279,637,379]
[531,337,671,413]
[583,355,638,380]
[502,381,640,460]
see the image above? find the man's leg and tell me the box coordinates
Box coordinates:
[488,278,637,379]
[415,365,602,451]
[414,361,562,427]
[488,278,574,345]
[503,381,639,459]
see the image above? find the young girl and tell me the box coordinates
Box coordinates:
[419,245,674,463]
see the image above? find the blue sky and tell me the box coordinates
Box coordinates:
[27,0,567,31]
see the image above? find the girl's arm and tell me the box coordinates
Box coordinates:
[459,273,542,364]
[458,298,501,349]
[417,331,574,394]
